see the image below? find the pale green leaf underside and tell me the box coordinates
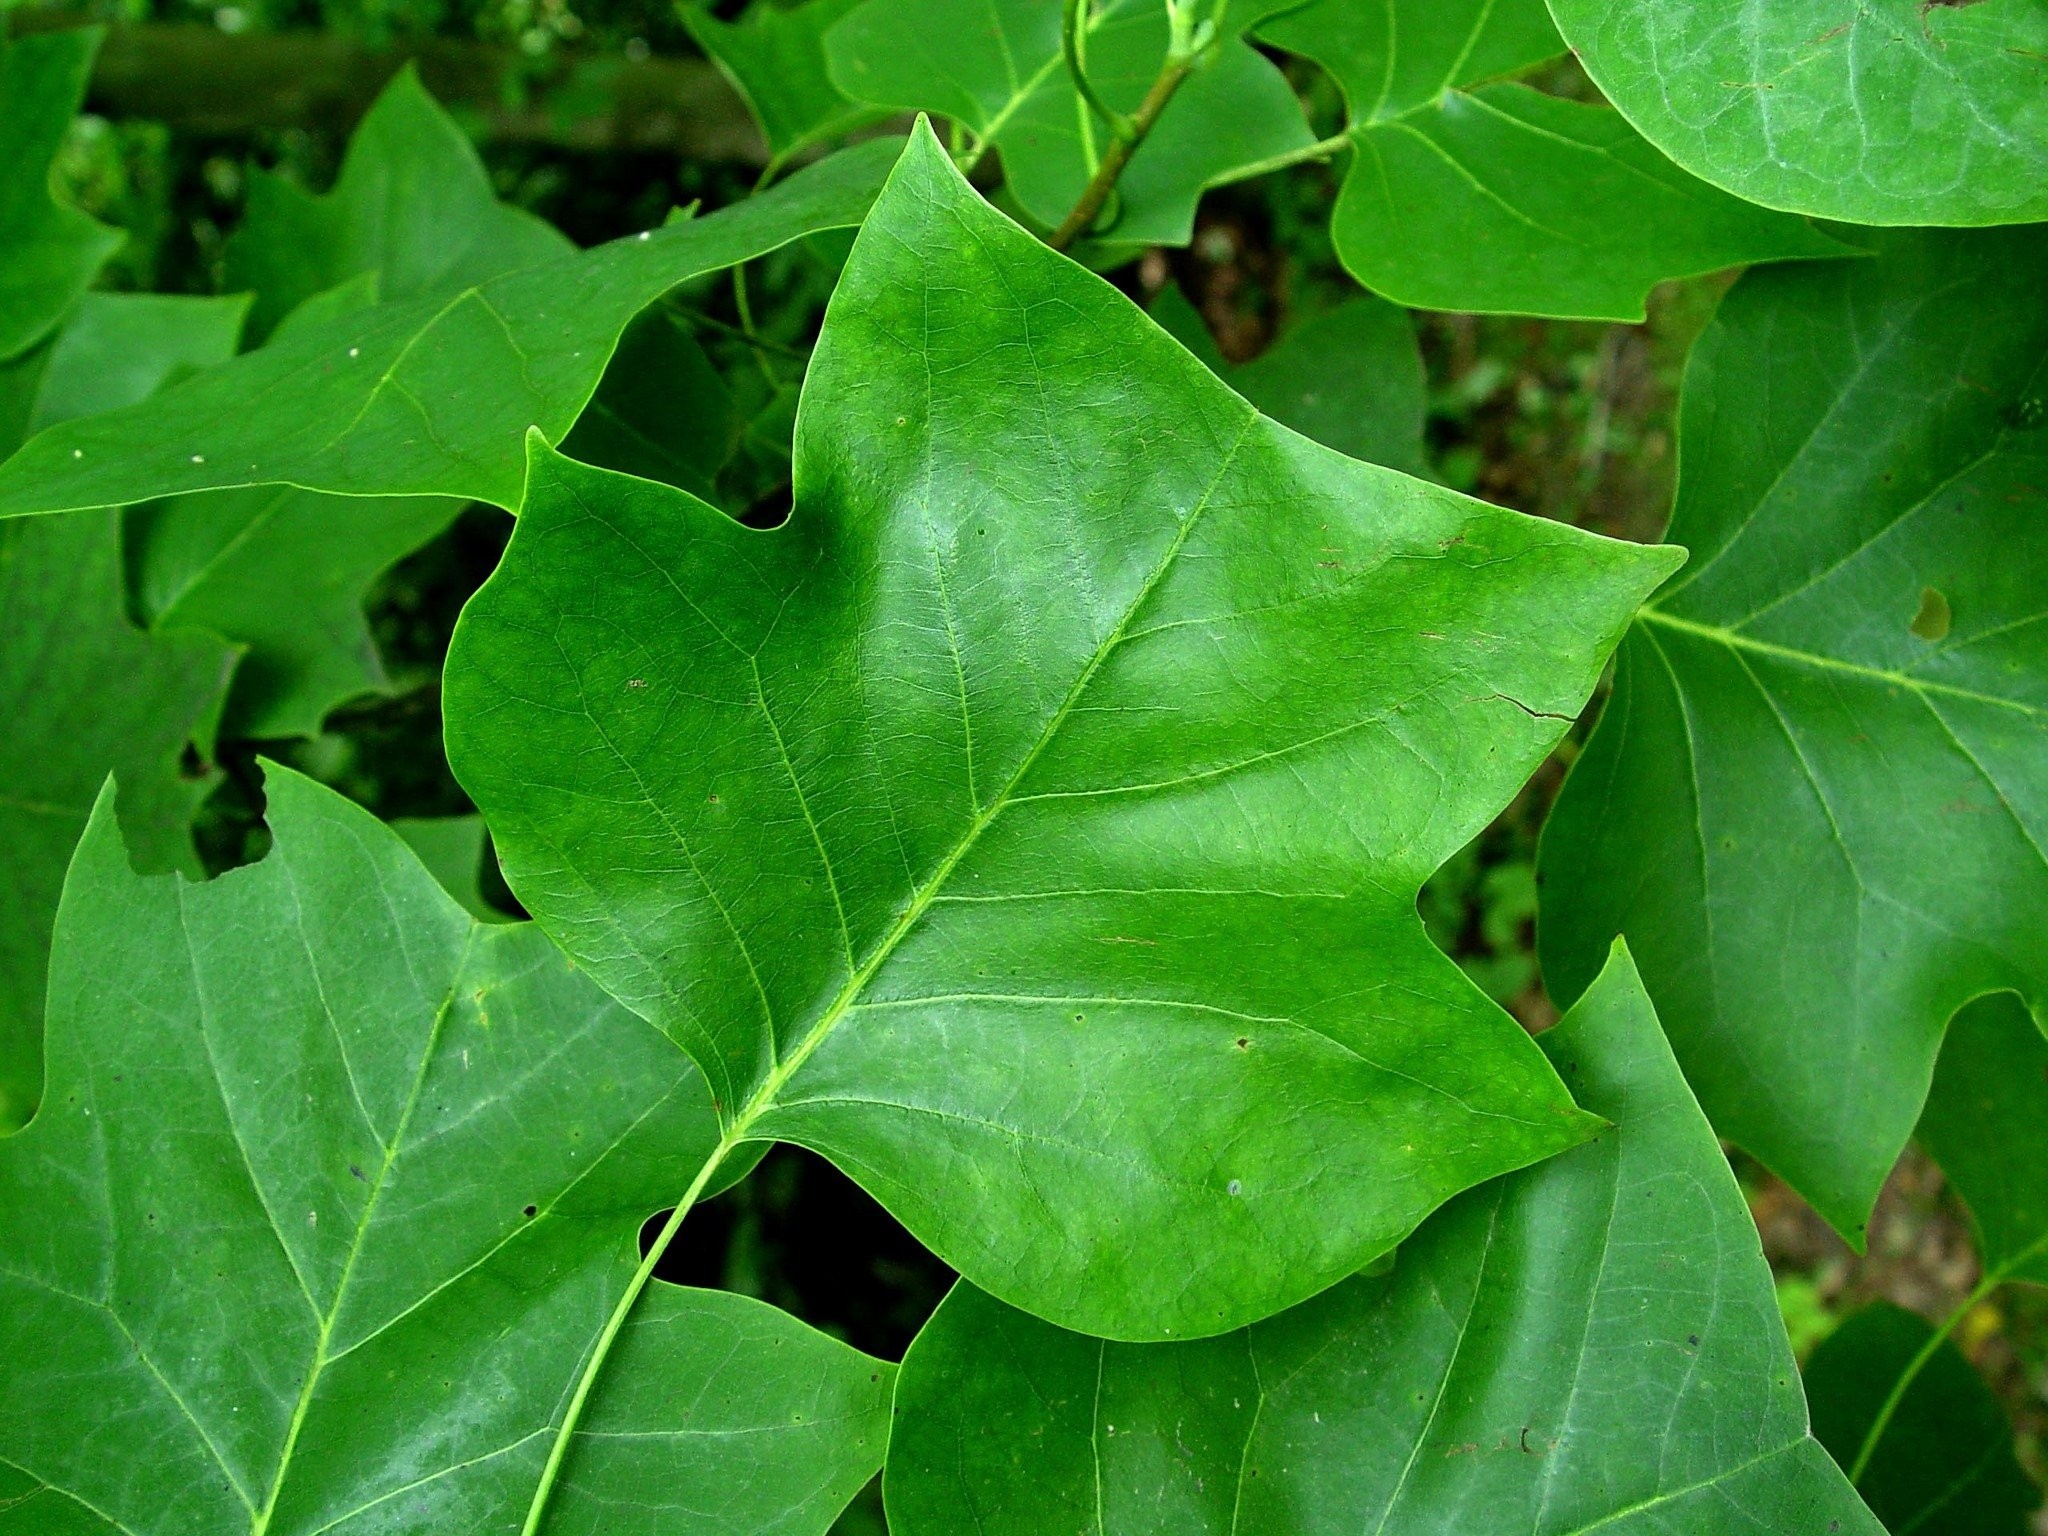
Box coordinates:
[0,767,892,1536]
[0,136,900,518]
[882,945,1883,1536]
[1256,0,1849,321]
[1548,0,2048,227]
[825,0,1312,247]
[1539,224,2048,1238]
[0,29,123,361]
[223,65,573,344]
[445,125,1677,1342]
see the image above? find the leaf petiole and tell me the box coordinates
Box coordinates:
[1048,0,1224,251]
[1846,1226,2048,1484]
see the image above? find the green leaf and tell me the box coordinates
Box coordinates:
[0,765,893,1535]
[444,124,1678,1342]
[1547,0,2048,228]
[882,943,1883,1535]
[0,511,236,1134]
[391,813,510,922]
[0,136,901,518]
[0,292,251,1133]
[684,0,886,164]
[0,291,250,454]
[824,0,1312,246]
[1149,286,1430,477]
[126,486,464,740]
[1807,1303,2040,1535]
[0,28,122,361]
[558,307,736,502]
[224,65,574,345]
[1919,994,2048,1288]
[1537,225,2048,1239]
[1254,0,1851,321]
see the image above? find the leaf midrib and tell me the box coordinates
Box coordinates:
[1637,608,2046,719]
[726,409,1255,1140]
[511,405,1256,1536]
[249,923,479,1536]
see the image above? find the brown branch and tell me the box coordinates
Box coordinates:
[1046,49,1199,252]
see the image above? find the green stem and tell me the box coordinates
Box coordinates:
[1061,0,1132,146]
[1846,1229,2048,1484]
[730,264,781,388]
[1215,131,1352,187]
[664,301,810,361]
[1048,2,1216,252]
[516,1131,738,1536]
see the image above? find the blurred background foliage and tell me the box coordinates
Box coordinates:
[8,0,2042,1524]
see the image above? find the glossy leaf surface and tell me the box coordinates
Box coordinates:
[1548,0,2048,227]
[825,0,1311,246]
[0,28,122,360]
[1919,994,2048,1288]
[1255,0,1847,321]
[1806,1304,2040,1535]
[1539,225,2048,1240]
[0,766,894,1536]
[223,65,573,344]
[684,0,883,162]
[884,945,1883,1535]
[0,136,900,517]
[1149,286,1429,478]
[445,125,1677,1341]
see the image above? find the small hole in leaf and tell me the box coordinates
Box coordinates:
[522,1204,538,1218]
[1227,1179,1243,1197]
[1909,586,1951,641]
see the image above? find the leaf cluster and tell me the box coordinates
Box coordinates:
[0,3,2044,1531]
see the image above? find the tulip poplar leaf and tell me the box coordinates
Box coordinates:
[0,28,122,361]
[1547,0,2048,227]
[445,124,1678,1343]
[1254,0,1850,320]
[883,945,1883,1536]
[0,136,901,518]
[0,766,894,1536]
[1538,225,2048,1239]
[825,0,1312,246]
[223,64,574,345]
[1807,1304,2040,1535]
